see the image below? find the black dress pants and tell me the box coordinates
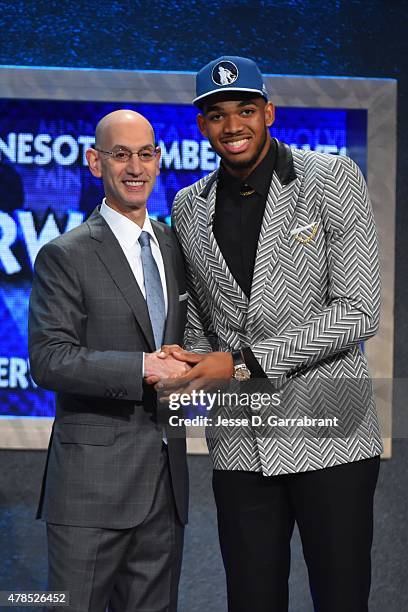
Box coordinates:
[213,456,380,612]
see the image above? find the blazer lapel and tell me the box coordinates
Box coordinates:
[87,209,156,352]
[248,145,301,322]
[194,173,249,330]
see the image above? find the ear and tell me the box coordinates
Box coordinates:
[264,102,275,128]
[197,113,208,138]
[154,147,161,177]
[86,148,102,178]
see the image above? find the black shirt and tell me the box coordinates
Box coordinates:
[213,140,277,298]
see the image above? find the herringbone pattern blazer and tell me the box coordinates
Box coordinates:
[172,140,383,476]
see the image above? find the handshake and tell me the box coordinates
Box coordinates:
[144,345,234,397]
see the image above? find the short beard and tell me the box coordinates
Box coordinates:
[221,127,269,172]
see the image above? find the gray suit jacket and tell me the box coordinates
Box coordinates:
[172,139,383,476]
[29,207,188,528]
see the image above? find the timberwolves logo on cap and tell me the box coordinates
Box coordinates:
[212,60,239,86]
[193,56,268,106]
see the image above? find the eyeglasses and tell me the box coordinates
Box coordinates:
[95,145,159,163]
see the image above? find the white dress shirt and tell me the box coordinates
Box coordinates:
[100,199,168,313]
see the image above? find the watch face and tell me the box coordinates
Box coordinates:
[234,365,251,381]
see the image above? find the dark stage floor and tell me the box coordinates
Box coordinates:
[0,441,407,611]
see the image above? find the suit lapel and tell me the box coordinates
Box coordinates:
[87,209,156,352]
[248,157,302,322]
[194,174,249,330]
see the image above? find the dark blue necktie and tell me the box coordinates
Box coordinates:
[138,231,165,350]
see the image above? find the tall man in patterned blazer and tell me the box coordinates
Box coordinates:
[29,110,189,612]
[160,57,383,612]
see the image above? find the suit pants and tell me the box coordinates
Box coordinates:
[45,446,184,612]
[213,455,380,612]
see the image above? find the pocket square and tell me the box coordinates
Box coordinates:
[179,292,188,302]
[290,221,319,244]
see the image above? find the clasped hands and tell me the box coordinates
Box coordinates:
[144,345,234,400]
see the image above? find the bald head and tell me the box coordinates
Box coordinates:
[86,108,161,224]
[95,109,155,149]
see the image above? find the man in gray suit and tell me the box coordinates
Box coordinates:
[159,57,382,611]
[29,110,189,612]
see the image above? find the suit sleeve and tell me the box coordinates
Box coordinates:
[249,155,380,388]
[28,241,144,400]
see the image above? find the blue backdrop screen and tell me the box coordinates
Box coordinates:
[0,99,367,417]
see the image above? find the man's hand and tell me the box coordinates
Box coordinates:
[156,344,184,359]
[155,351,233,400]
[144,351,191,385]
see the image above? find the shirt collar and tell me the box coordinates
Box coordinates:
[218,139,277,198]
[100,199,158,250]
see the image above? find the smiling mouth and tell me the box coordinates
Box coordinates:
[123,180,145,188]
[222,138,251,153]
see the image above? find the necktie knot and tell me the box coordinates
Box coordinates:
[138,230,151,248]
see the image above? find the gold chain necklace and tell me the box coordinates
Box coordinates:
[240,184,256,197]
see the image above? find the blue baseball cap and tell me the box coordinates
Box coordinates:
[193,55,268,106]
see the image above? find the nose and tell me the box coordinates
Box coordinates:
[126,153,143,174]
[223,113,243,134]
